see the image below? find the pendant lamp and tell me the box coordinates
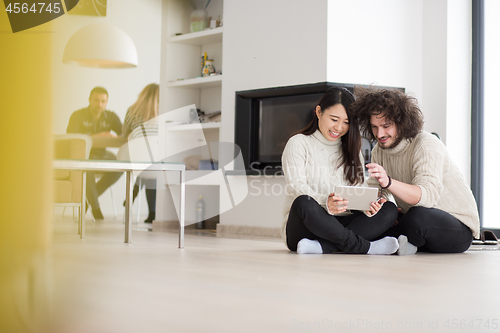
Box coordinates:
[63,23,138,68]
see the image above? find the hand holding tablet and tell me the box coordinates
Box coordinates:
[333,186,380,212]
[327,193,349,214]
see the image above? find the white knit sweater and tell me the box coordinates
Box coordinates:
[368,131,480,238]
[281,130,366,242]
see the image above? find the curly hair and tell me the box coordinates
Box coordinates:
[298,87,364,185]
[351,87,424,142]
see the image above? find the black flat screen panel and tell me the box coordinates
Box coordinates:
[257,93,323,164]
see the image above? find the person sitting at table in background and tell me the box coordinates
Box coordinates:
[67,86,123,220]
[122,83,160,223]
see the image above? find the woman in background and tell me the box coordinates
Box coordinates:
[122,83,160,223]
[282,87,399,254]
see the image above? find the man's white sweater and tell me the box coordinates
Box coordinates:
[369,131,480,238]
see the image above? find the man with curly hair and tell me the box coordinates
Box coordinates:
[351,88,480,255]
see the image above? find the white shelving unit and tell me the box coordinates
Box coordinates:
[162,0,223,160]
[168,27,223,45]
[158,0,224,225]
[160,120,221,186]
[167,122,221,132]
[167,27,224,88]
[167,75,222,89]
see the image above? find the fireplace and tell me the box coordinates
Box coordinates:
[234,82,355,175]
[234,82,404,175]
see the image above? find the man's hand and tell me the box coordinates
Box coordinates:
[365,197,386,217]
[327,193,348,214]
[366,163,390,188]
[91,131,117,138]
[367,163,422,205]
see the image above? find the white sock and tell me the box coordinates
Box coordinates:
[297,238,323,254]
[397,235,418,256]
[367,236,399,255]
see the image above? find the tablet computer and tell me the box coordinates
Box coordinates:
[334,186,379,211]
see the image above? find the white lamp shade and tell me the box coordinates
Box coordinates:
[63,23,138,68]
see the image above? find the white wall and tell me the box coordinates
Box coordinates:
[326,0,472,181]
[422,0,447,142]
[421,0,472,182]
[220,0,328,148]
[219,0,329,230]
[220,0,426,231]
[327,0,423,99]
[52,0,162,217]
[445,0,472,183]
[219,0,473,232]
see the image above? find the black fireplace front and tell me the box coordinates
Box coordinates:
[234,82,404,175]
[234,82,355,175]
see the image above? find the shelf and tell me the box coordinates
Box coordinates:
[167,75,222,89]
[169,27,223,45]
[225,168,284,176]
[185,170,222,186]
[167,122,221,132]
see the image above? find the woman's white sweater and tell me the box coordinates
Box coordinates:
[369,131,480,238]
[281,130,365,242]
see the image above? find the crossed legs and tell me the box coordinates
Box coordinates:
[286,195,398,254]
[393,206,473,253]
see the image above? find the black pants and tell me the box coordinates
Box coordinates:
[385,206,473,253]
[286,195,398,254]
[132,179,156,213]
[145,188,156,213]
[86,150,123,211]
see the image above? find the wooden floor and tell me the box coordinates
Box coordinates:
[50,216,500,333]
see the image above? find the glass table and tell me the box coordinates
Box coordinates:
[53,159,186,248]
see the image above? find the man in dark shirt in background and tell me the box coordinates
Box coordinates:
[67,87,123,219]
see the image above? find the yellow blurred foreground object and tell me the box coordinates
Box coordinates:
[0,7,53,333]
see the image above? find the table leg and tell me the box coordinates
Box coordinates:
[124,170,132,243]
[179,169,185,249]
[80,171,86,239]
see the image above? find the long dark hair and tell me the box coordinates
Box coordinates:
[298,87,363,185]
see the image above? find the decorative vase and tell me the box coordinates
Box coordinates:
[202,59,216,77]
[190,9,207,33]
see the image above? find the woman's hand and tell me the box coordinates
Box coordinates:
[366,197,386,217]
[327,193,348,214]
[366,163,390,188]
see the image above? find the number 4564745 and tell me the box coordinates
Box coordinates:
[5,2,62,14]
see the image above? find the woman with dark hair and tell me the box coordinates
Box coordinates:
[281,87,399,255]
